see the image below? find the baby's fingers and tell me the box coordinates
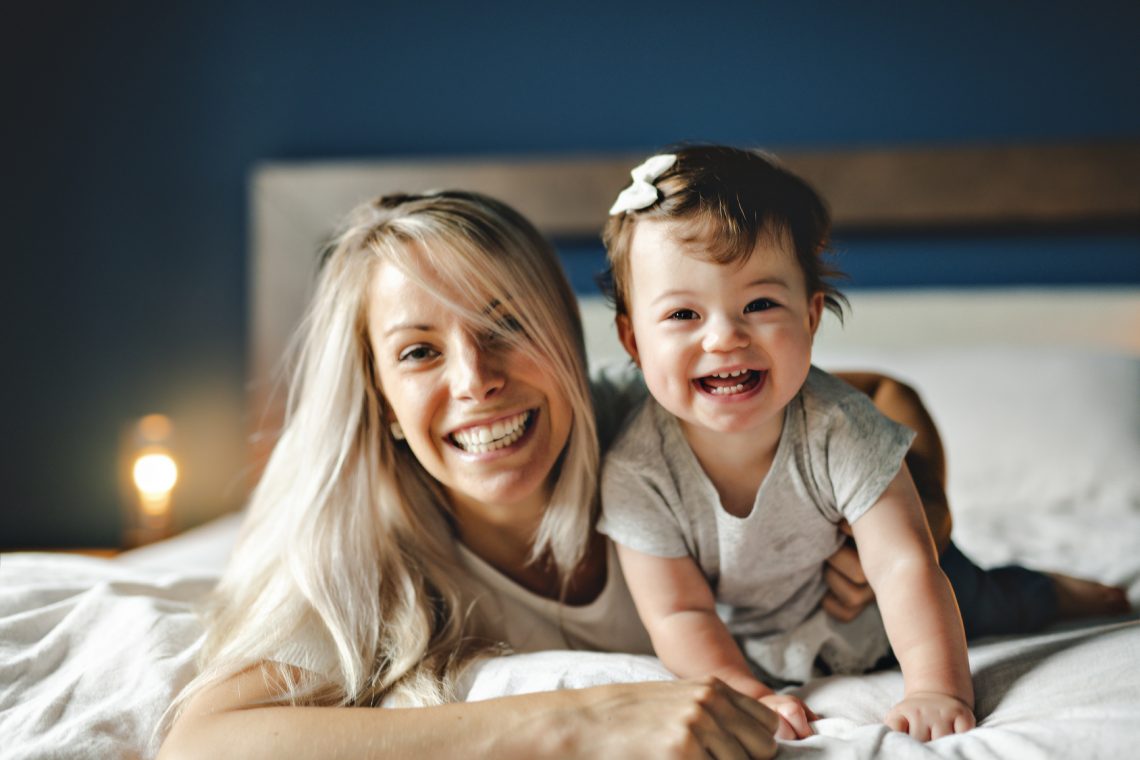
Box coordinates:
[772,716,799,741]
[777,706,813,739]
[954,711,977,733]
[760,696,814,739]
[886,712,909,736]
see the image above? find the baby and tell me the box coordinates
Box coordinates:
[596,146,976,741]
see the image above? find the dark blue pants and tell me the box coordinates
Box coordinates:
[940,540,1057,640]
[866,541,1058,672]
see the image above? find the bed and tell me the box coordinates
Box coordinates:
[2,146,1139,759]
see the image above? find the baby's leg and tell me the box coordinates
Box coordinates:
[941,543,1130,639]
[835,371,1131,631]
[1046,572,1130,619]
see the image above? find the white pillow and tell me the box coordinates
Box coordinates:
[815,347,1140,518]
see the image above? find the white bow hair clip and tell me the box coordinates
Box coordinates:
[608,153,677,215]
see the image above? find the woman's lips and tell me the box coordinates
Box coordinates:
[447,409,536,454]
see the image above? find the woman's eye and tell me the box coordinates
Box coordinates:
[744,298,778,314]
[398,345,439,362]
[496,314,524,334]
[480,313,526,345]
[668,309,698,321]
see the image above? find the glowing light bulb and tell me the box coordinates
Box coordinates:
[132,451,178,516]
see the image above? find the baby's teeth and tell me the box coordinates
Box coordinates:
[710,383,745,395]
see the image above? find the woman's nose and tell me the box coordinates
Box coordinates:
[701,315,750,353]
[449,339,505,401]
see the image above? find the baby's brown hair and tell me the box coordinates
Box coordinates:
[601,144,847,319]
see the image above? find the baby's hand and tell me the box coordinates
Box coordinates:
[886,692,975,741]
[759,693,817,740]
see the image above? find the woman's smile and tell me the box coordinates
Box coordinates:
[370,258,573,512]
[446,408,538,456]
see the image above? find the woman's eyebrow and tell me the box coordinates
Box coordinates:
[483,297,519,315]
[382,322,434,338]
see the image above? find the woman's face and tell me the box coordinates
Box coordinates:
[368,256,573,527]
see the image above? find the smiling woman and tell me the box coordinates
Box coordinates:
[158,190,782,759]
[369,257,573,536]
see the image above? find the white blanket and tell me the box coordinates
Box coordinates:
[0,555,210,760]
[3,342,1138,759]
[2,537,1138,760]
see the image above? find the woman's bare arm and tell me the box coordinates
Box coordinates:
[159,662,779,760]
[823,372,954,622]
[832,371,951,551]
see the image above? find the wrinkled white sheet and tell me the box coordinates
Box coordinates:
[0,555,211,760]
[463,619,1140,759]
[3,343,1138,758]
[2,510,1138,759]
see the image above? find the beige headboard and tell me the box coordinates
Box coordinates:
[248,142,1140,457]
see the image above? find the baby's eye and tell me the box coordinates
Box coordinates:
[668,309,698,321]
[744,298,778,314]
[398,345,439,363]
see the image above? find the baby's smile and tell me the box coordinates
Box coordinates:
[694,369,766,397]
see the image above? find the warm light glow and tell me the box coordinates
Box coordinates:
[137,413,173,443]
[133,452,178,516]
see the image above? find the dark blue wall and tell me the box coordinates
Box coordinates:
[4,1,1138,547]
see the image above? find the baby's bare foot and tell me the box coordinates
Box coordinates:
[1047,573,1131,619]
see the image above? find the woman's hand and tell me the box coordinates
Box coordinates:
[569,677,780,759]
[822,522,876,622]
[162,666,780,760]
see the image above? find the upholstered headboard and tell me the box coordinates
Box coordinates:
[248,142,1140,457]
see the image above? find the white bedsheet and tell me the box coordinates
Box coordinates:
[3,338,1138,759]
[0,555,210,759]
[2,526,1139,760]
[460,506,1140,760]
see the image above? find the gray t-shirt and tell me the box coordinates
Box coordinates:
[597,366,915,683]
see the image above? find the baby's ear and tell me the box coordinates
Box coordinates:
[808,292,825,338]
[616,314,641,366]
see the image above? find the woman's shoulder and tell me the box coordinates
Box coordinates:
[799,366,885,425]
[589,361,648,453]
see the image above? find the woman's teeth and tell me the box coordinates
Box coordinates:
[451,411,531,453]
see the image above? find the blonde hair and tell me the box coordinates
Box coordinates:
[602,144,847,319]
[171,191,597,715]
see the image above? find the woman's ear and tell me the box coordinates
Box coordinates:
[616,313,641,366]
[808,292,826,338]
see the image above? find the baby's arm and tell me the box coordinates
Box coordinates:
[849,463,975,741]
[614,543,815,740]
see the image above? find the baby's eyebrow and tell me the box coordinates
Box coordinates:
[650,289,696,306]
[747,277,793,289]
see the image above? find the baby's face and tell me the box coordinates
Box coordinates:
[618,219,824,440]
